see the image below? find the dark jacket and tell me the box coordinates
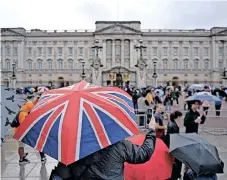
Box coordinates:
[166,120,179,148]
[68,129,156,180]
[184,109,206,133]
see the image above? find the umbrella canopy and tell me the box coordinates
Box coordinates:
[124,134,173,180]
[186,92,221,102]
[38,86,49,93]
[154,89,164,96]
[169,133,224,176]
[189,84,204,91]
[14,81,139,165]
[0,86,26,138]
[212,88,227,97]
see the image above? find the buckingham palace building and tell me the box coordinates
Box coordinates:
[1,21,227,88]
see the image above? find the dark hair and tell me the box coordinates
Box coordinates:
[170,111,182,121]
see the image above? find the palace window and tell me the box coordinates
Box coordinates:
[204,60,209,71]
[184,60,188,70]
[163,60,167,70]
[204,47,209,56]
[194,60,199,70]
[58,47,63,56]
[124,40,130,56]
[183,47,188,56]
[218,60,223,71]
[173,47,178,56]
[48,60,52,70]
[219,47,223,56]
[68,47,73,56]
[28,47,32,56]
[78,47,84,56]
[6,60,10,69]
[153,47,158,56]
[13,47,18,56]
[48,47,52,56]
[38,61,42,70]
[6,46,10,55]
[58,60,63,70]
[116,46,121,56]
[163,47,168,56]
[1,46,3,55]
[173,60,178,70]
[28,61,32,70]
[89,47,94,56]
[38,47,42,56]
[68,60,73,70]
[194,47,199,56]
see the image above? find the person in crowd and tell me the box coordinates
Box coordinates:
[183,167,218,180]
[137,92,148,126]
[132,88,139,111]
[171,89,179,106]
[202,100,210,116]
[154,91,162,105]
[52,117,157,180]
[215,92,223,116]
[146,89,154,106]
[184,100,206,133]
[166,111,183,180]
[14,95,47,164]
[164,90,172,112]
[154,104,166,140]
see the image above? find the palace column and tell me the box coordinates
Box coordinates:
[121,40,124,66]
[112,40,115,66]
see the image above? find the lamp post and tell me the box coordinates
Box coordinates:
[12,62,16,78]
[222,67,227,86]
[81,60,86,80]
[134,40,147,67]
[152,62,158,87]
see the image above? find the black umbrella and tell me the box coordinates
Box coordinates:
[169,133,224,176]
[212,88,227,97]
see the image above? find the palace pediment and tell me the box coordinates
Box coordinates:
[95,24,141,35]
[1,28,25,36]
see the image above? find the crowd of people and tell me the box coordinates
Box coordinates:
[3,82,225,180]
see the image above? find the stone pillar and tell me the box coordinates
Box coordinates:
[129,40,134,68]
[121,40,124,66]
[136,59,147,87]
[19,40,25,70]
[10,76,17,88]
[112,40,115,66]
[102,40,107,68]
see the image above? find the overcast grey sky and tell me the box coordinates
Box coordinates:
[0,0,227,30]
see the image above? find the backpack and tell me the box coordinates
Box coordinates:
[10,110,28,128]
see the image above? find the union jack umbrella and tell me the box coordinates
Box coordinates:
[14,81,139,165]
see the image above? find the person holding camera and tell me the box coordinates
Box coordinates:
[184,100,206,133]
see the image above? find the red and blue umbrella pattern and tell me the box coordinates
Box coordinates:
[14,81,139,165]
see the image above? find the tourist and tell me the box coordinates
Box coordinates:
[164,90,172,112]
[137,92,148,126]
[183,167,218,180]
[166,111,183,180]
[215,92,223,116]
[184,100,206,133]
[154,104,166,139]
[202,100,210,116]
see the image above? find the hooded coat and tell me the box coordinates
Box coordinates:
[55,129,156,180]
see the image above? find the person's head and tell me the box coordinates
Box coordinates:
[155,104,164,114]
[191,100,201,110]
[170,111,183,121]
[156,91,160,96]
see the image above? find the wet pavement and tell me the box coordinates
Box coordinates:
[1,134,227,180]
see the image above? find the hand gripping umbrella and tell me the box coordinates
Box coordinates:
[124,134,173,180]
[14,81,139,165]
[169,133,224,176]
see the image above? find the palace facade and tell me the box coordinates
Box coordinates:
[1,21,227,88]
